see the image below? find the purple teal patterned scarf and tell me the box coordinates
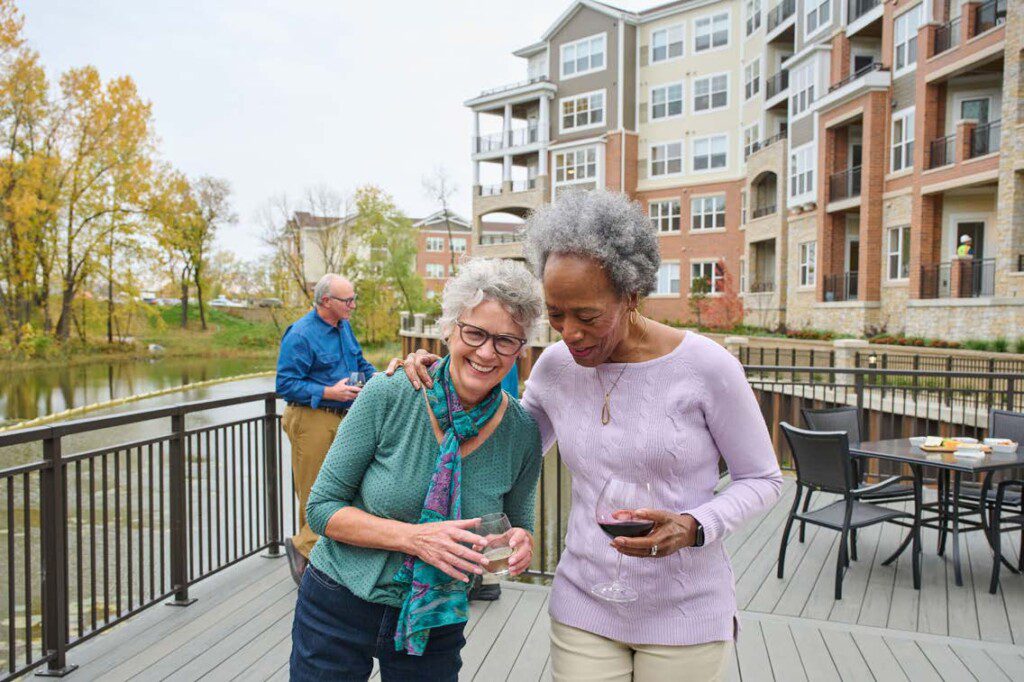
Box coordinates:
[393,355,503,656]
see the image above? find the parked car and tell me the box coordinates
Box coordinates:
[257,298,284,308]
[209,296,246,308]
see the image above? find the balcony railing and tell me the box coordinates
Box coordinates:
[478,75,550,97]
[752,204,777,219]
[474,125,539,153]
[765,70,789,99]
[745,131,787,159]
[972,0,1007,38]
[749,280,776,293]
[767,0,796,32]
[829,61,884,93]
[920,259,995,298]
[928,134,955,169]
[969,119,1001,158]
[829,166,862,202]
[848,0,880,23]
[933,16,961,55]
[511,178,537,192]
[824,271,858,302]
[480,184,502,196]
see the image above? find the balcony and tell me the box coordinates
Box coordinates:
[933,16,961,55]
[511,178,537,192]
[928,134,955,169]
[920,259,995,299]
[745,131,787,159]
[765,70,789,99]
[752,204,777,220]
[972,0,1007,39]
[479,178,537,197]
[766,0,796,33]
[829,61,884,93]
[477,75,550,98]
[748,280,776,293]
[824,271,858,302]
[480,183,502,196]
[829,166,862,203]
[968,119,1001,158]
[473,125,540,154]
[848,0,880,22]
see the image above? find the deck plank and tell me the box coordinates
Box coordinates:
[819,629,873,682]
[913,641,976,682]
[966,523,1013,644]
[985,650,1024,680]
[884,637,942,681]
[824,521,883,624]
[505,595,552,682]
[759,621,806,682]
[855,517,900,628]
[788,623,840,682]
[204,604,293,680]
[948,644,1011,681]
[473,590,546,681]
[458,586,523,680]
[735,620,773,682]
[229,617,295,681]
[850,632,909,681]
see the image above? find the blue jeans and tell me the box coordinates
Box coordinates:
[290,564,466,681]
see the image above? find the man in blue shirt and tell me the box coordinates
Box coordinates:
[276,273,376,584]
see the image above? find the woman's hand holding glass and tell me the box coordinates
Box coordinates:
[611,509,699,559]
[404,518,490,583]
[505,528,533,576]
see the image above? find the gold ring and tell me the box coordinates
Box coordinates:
[651,544,658,557]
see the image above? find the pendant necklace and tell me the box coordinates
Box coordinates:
[596,363,629,425]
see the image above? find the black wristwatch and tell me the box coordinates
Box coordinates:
[692,519,705,547]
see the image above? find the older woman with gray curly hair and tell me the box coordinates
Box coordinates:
[395,191,782,681]
[290,258,544,681]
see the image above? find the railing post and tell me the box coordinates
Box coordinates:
[166,412,196,606]
[262,397,284,558]
[854,370,866,435]
[1007,377,1016,411]
[36,433,77,677]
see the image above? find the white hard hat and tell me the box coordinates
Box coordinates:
[960,234,972,243]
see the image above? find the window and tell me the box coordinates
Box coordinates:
[650,142,683,177]
[744,123,760,158]
[554,147,597,184]
[789,144,815,199]
[694,73,729,112]
[560,91,605,132]
[745,0,761,35]
[692,134,728,172]
[744,60,760,100]
[799,241,816,286]
[653,262,681,295]
[425,237,444,252]
[691,195,726,230]
[691,261,724,294]
[425,263,445,279]
[894,4,923,74]
[649,200,681,233]
[891,107,915,172]
[741,189,748,224]
[805,0,831,37]
[451,238,467,253]
[694,12,729,52]
[887,226,910,280]
[651,82,684,120]
[651,24,684,62]
[789,62,815,117]
[739,259,747,293]
[561,33,606,78]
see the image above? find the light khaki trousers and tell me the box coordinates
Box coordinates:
[550,619,732,682]
[282,405,343,558]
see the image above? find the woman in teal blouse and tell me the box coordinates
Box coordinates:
[290,258,544,681]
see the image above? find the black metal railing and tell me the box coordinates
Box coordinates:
[928,134,956,169]
[829,61,885,92]
[749,280,777,293]
[960,258,996,297]
[919,262,952,299]
[921,259,995,298]
[848,0,880,23]
[969,119,1001,158]
[765,70,789,99]
[830,166,862,202]
[934,16,962,55]
[737,346,1024,377]
[745,131,787,159]
[0,393,290,680]
[752,204,777,219]
[824,271,859,302]
[972,0,1007,38]
[767,0,796,32]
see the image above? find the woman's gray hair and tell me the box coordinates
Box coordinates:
[523,190,659,297]
[438,258,544,345]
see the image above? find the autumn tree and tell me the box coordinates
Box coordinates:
[151,168,198,328]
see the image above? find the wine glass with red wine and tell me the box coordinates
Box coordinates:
[591,477,653,603]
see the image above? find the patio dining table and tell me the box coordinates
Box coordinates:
[851,438,1024,586]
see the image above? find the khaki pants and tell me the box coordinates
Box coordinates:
[282,405,343,558]
[550,619,732,682]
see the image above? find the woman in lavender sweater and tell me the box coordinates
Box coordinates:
[395,191,782,681]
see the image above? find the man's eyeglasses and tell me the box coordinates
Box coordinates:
[328,295,358,307]
[456,321,526,357]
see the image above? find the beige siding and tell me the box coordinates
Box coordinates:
[550,6,620,143]
[790,114,815,148]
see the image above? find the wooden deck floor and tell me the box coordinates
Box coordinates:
[65,478,1024,681]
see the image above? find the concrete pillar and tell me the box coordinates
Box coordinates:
[724,336,750,362]
[503,103,512,147]
[503,154,512,183]
[473,111,480,153]
[539,95,550,143]
[413,313,426,333]
[473,161,480,186]
[833,339,870,386]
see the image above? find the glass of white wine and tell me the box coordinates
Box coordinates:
[478,512,513,576]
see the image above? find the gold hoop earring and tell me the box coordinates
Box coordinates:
[629,308,649,342]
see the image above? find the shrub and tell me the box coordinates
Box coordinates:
[992,338,1009,353]
[963,339,990,352]
[1016,338,1024,355]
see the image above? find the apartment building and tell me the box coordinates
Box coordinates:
[413,211,472,298]
[466,0,1020,339]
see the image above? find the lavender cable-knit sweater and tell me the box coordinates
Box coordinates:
[521,332,783,645]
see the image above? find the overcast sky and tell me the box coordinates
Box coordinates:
[22,1,654,260]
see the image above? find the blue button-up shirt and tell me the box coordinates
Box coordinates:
[275,309,376,410]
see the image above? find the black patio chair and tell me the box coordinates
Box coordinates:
[984,410,1024,593]
[778,422,920,599]
[800,407,916,550]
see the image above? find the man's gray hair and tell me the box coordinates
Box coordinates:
[523,190,659,297]
[312,274,340,306]
[438,258,544,345]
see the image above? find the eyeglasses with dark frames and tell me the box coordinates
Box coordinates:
[456,321,527,357]
[328,295,358,306]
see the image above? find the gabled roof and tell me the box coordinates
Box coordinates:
[412,210,471,231]
[532,0,634,43]
[289,211,352,231]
